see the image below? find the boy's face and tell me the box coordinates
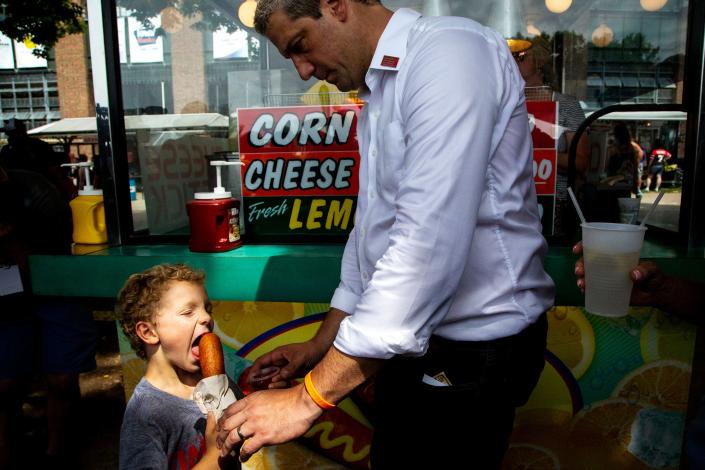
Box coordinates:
[151,280,213,375]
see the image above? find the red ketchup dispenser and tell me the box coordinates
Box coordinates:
[186,160,243,252]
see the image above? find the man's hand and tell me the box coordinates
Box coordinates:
[249,341,325,389]
[216,385,322,462]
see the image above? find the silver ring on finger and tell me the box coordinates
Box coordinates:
[236,425,246,441]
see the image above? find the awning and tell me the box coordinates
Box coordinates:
[587,110,687,121]
[28,113,229,137]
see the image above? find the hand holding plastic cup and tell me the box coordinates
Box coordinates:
[581,222,647,317]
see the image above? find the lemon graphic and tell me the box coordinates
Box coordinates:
[546,307,596,379]
[612,359,691,412]
[242,442,347,470]
[518,357,577,416]
[502,443,560,470]
[212,301,305,350]
[565,398,650,470]
[511,356,577,465]
[640,310,696,364]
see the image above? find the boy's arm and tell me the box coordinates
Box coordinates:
[194,412,238,469]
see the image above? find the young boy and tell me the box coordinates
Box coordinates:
[117,263,235,469]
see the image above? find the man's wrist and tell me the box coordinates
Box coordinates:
[298,381,326,417]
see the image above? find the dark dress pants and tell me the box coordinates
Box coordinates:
[370,314,548,469]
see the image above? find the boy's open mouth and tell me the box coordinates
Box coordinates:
[191,333,207,359]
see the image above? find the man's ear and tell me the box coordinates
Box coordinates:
[136,321,159,345]
[323,0,348,21]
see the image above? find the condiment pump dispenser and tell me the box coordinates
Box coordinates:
[186,160,244,252]
[61,162,107,244]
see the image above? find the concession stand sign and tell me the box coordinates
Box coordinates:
[527,101,558,237]
[238,104,362,241]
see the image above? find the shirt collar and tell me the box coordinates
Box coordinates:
[366,8,421,79]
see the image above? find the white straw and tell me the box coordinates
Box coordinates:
[567,187,586,225]
[640,191,665,227]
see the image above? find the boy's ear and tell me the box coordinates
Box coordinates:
[135,321,159,345]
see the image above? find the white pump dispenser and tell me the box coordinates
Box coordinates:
[194,160,244,200]
[61,162,103,196]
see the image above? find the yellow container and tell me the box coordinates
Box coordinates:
[69,194,108,244]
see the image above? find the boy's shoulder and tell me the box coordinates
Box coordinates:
[120,379,208,470]
[121,378,205,444]
[124,378,200,422]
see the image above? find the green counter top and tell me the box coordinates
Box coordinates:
[29,240,705,305]
[29,244,344,302]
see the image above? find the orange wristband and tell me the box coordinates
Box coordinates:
[304,371,336,410]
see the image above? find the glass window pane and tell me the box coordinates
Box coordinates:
[583,111,685,231]
[114,0,689,238]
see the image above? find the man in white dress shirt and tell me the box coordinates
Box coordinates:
[217,1,555,467]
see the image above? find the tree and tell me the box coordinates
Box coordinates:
[0,1,85,58]
[118,0,246,34]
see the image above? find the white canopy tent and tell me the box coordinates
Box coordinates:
[585,110,687,121]
[27,113,229,137]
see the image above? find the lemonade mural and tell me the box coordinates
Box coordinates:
[118,303,696,470]
[505,306,695,470]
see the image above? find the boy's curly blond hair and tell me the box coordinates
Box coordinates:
[116,263,207,359]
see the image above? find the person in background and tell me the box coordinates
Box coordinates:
[636,144,648,196]
[116,263,238,470]
[216,1,555,468]
[606,122,643,197]
[0,165,97,468]
[572,241,704,469]
[513,36,591,237]
[0,118,76,201]
[645,140,672,193]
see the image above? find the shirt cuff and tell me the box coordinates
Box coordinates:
[329,286,360,315]
[334,316,425,359]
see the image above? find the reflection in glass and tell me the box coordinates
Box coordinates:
[113,0,689,238]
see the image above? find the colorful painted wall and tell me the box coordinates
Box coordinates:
[118,302,696,470]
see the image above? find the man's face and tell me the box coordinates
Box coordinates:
[266,8,366,91]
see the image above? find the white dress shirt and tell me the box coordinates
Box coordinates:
[331,9,555,359]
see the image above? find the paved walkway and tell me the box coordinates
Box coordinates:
[638,189,681,230]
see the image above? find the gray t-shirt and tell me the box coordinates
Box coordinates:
[119,378,207,469]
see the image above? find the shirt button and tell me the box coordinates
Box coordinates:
[369,191,376,199]
[360,228,366,238]
[372,110,380,118]
[371,149,377,158]
[361,272,369,281]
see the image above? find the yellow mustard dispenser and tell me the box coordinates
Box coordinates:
[61,162,108,244]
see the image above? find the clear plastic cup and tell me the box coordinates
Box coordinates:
[581,222,647,317]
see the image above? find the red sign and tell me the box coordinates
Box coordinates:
[240,151,359,197]
[527,101,558,197]
[238,105,360,154]
[527,101,557,150]
[237,104,362,239]
[533,148,557,196]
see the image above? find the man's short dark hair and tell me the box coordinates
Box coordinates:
[254,0,321,35]
[254,0,378,35]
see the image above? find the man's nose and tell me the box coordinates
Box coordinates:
[292,55,315,81]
